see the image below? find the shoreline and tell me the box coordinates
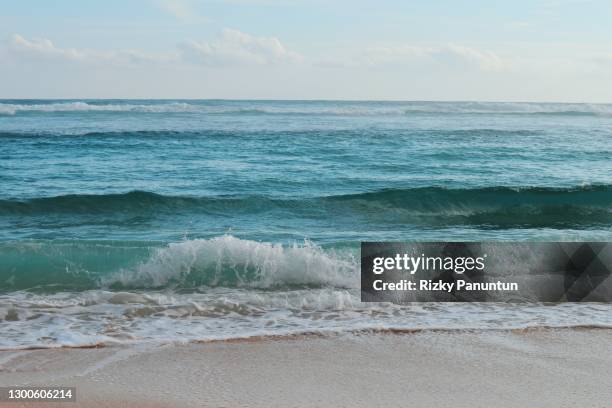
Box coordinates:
[1,328,611,407]
[2,323,612,351]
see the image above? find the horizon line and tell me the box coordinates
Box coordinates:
[0,98,610,105]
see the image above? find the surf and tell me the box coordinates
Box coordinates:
[0,236,359,292]
[2,186,611,229]
[2,100,612,116]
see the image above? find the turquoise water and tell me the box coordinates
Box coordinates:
[1,100,611,348]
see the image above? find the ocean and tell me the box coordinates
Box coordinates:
[1,99,612,349]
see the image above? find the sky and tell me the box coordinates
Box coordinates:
[0,0,611,101]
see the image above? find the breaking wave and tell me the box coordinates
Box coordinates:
[0,101,200,115]
[1,101,612,116]
[0,236,359,292]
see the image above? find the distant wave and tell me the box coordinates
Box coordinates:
[401,102,612,116]
[1,101,611,116]
[2,186,611,228]
[0,102,200,115]
[328,185,612,228]
[0,190,206,214]
[0,128,542,139]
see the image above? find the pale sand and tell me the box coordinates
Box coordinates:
[1,329,611,408]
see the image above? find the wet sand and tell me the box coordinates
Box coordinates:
[1,328,611,408]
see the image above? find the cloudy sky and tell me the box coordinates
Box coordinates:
[1,0,611,101]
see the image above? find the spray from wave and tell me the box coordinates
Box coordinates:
[102,235,358,290]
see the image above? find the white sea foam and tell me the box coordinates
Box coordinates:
[101,235,359,289]
[1,101,612,116]
[2,288,612,350]
[0,102,200,115]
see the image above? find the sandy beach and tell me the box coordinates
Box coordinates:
[1,328,611,408]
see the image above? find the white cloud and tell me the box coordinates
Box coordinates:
[9,34,177,65]
[355,43,504,71]
[442,45,504,71]
[155,0,208,23]
[8,30,302,68]
[11,34,85,61]
[181,28,303,65]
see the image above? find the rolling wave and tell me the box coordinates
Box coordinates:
[2,186,611,228]
[0,128,541,139]
[0,190,204,214]
[329,185,612,227]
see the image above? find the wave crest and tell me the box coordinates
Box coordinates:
[103,236,358,289]
[0,237,358,292]
[3,186,611,228]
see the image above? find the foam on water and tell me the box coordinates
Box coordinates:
[0,102,199,115]
[2,288,612,349]
[1,100,612,116]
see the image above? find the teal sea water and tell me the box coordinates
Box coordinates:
[1,100,612,348]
